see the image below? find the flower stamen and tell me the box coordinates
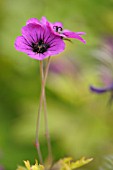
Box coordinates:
[32,40,50,54]
[53,26,63,33]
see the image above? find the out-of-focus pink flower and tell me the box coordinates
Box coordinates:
[90,36,113,104]
[0,166,4,170]
[49,57,81,78]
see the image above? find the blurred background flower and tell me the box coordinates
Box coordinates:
[1,0,113,170]
[49,56,81,78]
[0,166,4,170]
[98,155,113,170]
[90,36,113,104]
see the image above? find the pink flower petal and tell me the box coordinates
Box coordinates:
[76,32,86,35]
[63,30,86,44]
[43,25,65,55]
[28,51,50,60]
[26,18,40,25]
[15,36,32,53]
[52,22,63,28]
[40,16,48,25]
[21,24,44,44]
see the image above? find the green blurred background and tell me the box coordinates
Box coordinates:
[1,0,113,169]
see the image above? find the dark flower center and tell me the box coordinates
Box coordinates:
[53,26,63,33]
[32,40,50,54]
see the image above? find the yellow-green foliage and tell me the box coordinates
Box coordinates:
[17,157,93,170]
[17,160,44,170]
[59,157,93,170]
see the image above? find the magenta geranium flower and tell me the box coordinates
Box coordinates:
[26,17,86,44]
[15,23,65,60]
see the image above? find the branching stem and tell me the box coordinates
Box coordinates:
[35,57,51,164]
[41,59,52,164]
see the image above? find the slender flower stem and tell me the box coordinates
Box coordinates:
[41,59,52,164]
[35,57,51,164]
[35,61,43,164]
